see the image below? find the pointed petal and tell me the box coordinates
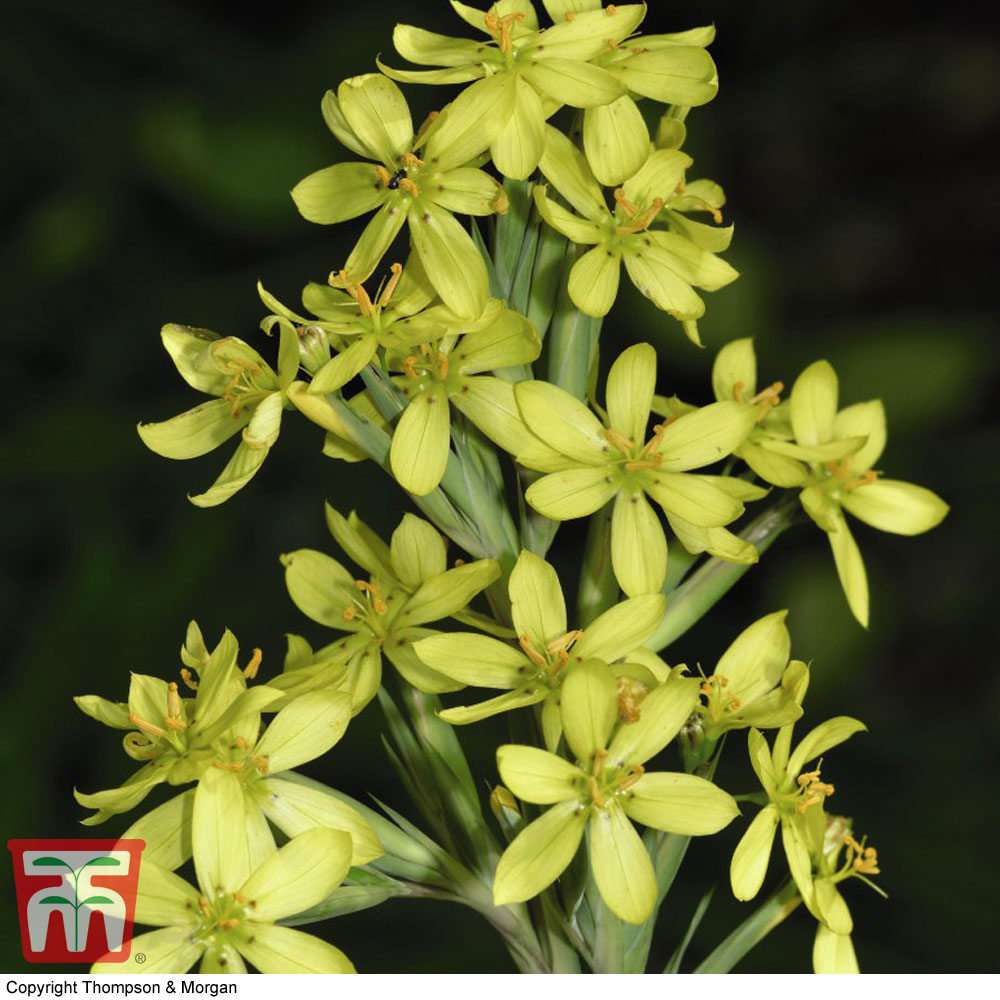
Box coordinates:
[193,768,251,898]
[787,717,867,778]
[389,388,451,496]
[522,59,625,108]
[238,828,351,922]
[257,777,382,866]
[92,928,202,974]
[589,799,657,924]
[607,675,700,766]
[714,610,790,703]
[832,399,886,472]
[623,771,739,835]
[491,76,547,180]
[440,686,548,724]
[281,549,360,628]
[493,800,588,905]
[337,74,413,165]
[790,360,838,447]
[561,659,618,765]
[569,244,622,317]
[413,633,526,688]
[397,558,501,626]
[813,925,859,974]
[390,513,447,586]
[509,549,567,649]
[514,380,608,462]
[254,690,352,772]
[645,471,743,526]
[583,96,649,186]
[308,336,378,394]
[525,467,617,519]
[574,593,665,663]
[827,512,869,627]
[291,162,386,225]
[729,804,779,901]
[610,490,667,597]
[343,201,408,285]
[138,399,249,460]
[236,924,355,973]
[497,744,583,804]
[538,123,608,221]
[409,201,488,319]
[841,479,948,536]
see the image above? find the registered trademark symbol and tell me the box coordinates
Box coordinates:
[135,952,146,964]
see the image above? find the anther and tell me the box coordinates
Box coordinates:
[379,263,403,306]
[180,668,198,690]
[398,177,420,198]
[518,635,548,668]
[375,165,392,189]
[604,427,636,452]
[342,606,357,622]
[493,188,509,215]
[244,648,262,680]
[128,713,166,738]
[588,775,605,807]
[591,749,608,778]
[438,352,449,379]
[619,763,645,790]
[616,198,664,235]
[404,355,418,379]
[613,188,639,217]
[402,152,425,169]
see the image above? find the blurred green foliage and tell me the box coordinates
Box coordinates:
[2,0,998,973]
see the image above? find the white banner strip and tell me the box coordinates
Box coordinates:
[3,974,998,998]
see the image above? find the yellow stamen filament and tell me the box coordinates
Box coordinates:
[402,152,425,168]
[244,648,262,680]
[484,11,525,55]
[518,634,548,668]
[546,630,584,656]
[375,165,392,188]
[404,355,418,379]
[128,713,165,738]
[605,427,635,452]
[844,470,877,492]
[180,668,198,690]
[438,351,449,379]
[624,457,662,471]
[398,177,420,197]
[619,763,644,790]
[379,263,403,306]
[197,897,211,917]
[591,749,608,777]
[212,761,243,772]
[616,198,664,235]
[613,188,639,216]
[732,380,745,403]
[589,775,605,807]
[641,423,666,458]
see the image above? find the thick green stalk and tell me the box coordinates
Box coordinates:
[647,493,802,652]
[692,882,801,973]
[545,254,601,400]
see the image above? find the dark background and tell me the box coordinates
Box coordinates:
[2,0,998,974]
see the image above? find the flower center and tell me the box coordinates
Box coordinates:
[484,10,525,56]
[517,630,584,680]
[613,188,665,235]
[788,765,835,815]
[732,380,784,418]
[699,674,743,720]
[219,355,267,418]
[604,424,666,471]
[341,578,390,636]
[403,343,451,383]
[586,749,644,808]
[375,152,426,198]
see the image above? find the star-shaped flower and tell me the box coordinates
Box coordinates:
[414,549,664,747]
[292,72,511,318]
[92,769,356,973]
[380,2,647,179]
[282,506,500,710]
[509,342,757,596]
[533,126,737,337]
[385,298,541,494]
[74,624,283,823]
[138,322,299,507]
[492,660,738,924]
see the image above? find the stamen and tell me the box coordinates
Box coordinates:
[732,380,745,403]
[398,177,421,198]
[624,457,662,471]
[128,713,165,739]
[617,677,648,722]
[379,263,403,306]
[493,187,509,215]
[845,470,878,492]
[619,763,644,790]
[604,427,636,453]
[197,896,211,917]
[167,682,183,721]
[404,355,418,379]
[375,165,392,189]
[244,648,262,680]
[588,775,605,808]
[212,761,243,772]
[616,198,664,235]
[180,668,198,690]
[545,630,584,656]
[641,423,666,458]
[518,634,547,668]
[401,152,425,168]
[438,352,449,379]
[613,188,639,217]
[591,749,608,778]
[342,606,357,622]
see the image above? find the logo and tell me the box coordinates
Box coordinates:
[8,839,145,964]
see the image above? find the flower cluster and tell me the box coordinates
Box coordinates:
[75,0,949,977]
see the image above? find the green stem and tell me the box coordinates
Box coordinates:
[576,502,618,627]
[647,493,801,652]
[545,257,601,400]
[692,881,801,974]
